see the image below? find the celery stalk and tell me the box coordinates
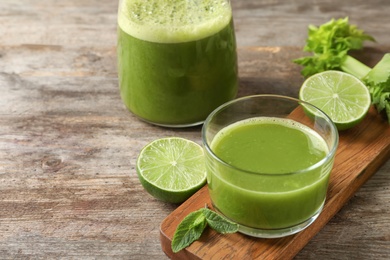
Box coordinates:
[294,17,390,123]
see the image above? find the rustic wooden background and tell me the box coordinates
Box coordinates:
[0,0,389,259]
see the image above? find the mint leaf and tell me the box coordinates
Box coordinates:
[202,208,239,234]
[171,205,239,253]
[171,209,207,253]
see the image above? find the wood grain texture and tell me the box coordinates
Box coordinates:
[0,0,389,259]
[160,107,390,260]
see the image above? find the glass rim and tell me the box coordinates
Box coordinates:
[201,94,339,176]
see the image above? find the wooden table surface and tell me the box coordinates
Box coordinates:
[1,0,389,259]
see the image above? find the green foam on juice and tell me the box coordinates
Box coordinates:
[118,0,233,43]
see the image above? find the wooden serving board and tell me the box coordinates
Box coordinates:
[160,106,390,260]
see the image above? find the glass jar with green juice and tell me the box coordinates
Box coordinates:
[117,0,238,127]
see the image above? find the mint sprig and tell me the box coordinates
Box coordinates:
[171,205,239,253]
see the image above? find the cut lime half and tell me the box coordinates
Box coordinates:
[299,70,371,130]
[136,137,206,203]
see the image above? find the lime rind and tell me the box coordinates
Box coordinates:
[300,70,371,130]
[136,137,206,203]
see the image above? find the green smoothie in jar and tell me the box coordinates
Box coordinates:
[117,0,238,127]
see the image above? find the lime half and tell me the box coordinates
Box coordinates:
[136,137,206,203]
[299,70,371,130]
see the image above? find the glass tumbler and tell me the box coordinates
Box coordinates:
[202,95,339,238]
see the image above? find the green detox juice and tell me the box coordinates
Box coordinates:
[207,117,333,229]
[117,0,238,126]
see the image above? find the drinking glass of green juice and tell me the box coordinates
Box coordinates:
[117,0,238,127]
[202,95,339,238]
